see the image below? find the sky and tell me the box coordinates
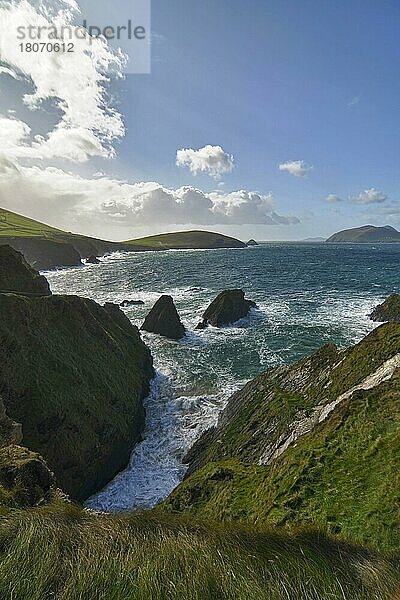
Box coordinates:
[0,0,399,241]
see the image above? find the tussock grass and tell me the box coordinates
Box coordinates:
[0,505,397,600]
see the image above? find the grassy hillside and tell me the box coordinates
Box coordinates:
[0,209,247,268]
[163,324,400,552]
[327,225,400,243]
[125,230,247,249]
[0,292,153,501]
[0,504,397,600]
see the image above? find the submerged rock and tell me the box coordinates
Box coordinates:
[141,295,185,340]
[370,294,400,323]
[197,289,257,328]
[0,245,51,296]
[120,299,145,307]
[86,255,100,264]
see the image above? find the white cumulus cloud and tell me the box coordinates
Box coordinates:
[176,145,234,179]
[351,188,387,205]
[0,0,124,162]
[279,160,313,177]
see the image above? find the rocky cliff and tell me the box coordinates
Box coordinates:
[197,289,256,328]
[164,324,400,551]
[0,245,51,295]
[370,294,400,323]
[0,253,154,501]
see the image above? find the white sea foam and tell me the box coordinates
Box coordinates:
[44,245,395,513]
[85,372,237,512]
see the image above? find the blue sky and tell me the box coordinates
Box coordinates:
[0,0,399,240]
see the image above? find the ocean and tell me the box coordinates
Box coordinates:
[44,242,399,512]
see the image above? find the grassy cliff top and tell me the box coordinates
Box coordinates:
[0,209,63,238]
[0,505,397,600]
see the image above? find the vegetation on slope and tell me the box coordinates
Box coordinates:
[0,292,153,501]
[163,325,400,551]
[0,504,397,600]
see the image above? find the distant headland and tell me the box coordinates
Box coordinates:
[0,208,247,270]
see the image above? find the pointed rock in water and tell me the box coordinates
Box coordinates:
[0,245,51,296]
[370,294,400,323]
[246,239,258,246]
[197,289,257,328]
[86,255,100,264]
[141,295,185,339]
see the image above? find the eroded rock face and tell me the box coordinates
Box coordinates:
[197,289,256,328]
[141,295,185,340]
[370,294,400,323]
[0,245,51,296]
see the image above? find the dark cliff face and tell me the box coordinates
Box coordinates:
[0,292,154,502]
[370,294,400,323]
[0,245,51,295]
[0,238,82,271]
[164,324,400,551]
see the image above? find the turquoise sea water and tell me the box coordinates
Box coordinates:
[45,242,399,511]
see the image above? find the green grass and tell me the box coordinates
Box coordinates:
[0,209,61,238]
[163,325,400,552]
[0,504,397,600]
[0,208,244,249]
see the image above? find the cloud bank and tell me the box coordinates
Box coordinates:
[0,159,298,235]
[176,145,234,179]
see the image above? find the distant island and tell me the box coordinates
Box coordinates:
[0,208,247,270]
[326,225,400,243]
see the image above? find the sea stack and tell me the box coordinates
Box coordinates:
[196,289,256,328]
[246,239,258,246]
[370,294,400,323]
[0,245,51,296]
[86,255,100,264]
[141,295,186,340]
